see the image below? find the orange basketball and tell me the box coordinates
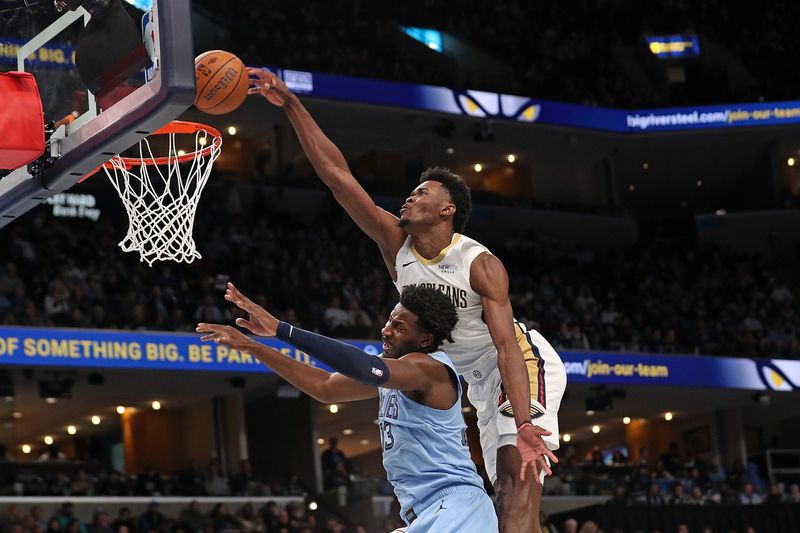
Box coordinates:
[194,50,249,115]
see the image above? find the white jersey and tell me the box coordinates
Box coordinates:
[394,233,567,485]
[394,233,498,383]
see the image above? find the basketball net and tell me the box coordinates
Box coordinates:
[102,121,222,266]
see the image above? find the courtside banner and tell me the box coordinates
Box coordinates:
[271,67,627,132]
[1,327,799,391]
[561,352,799,391]
[625,101,800,131]
[261,66,800,133]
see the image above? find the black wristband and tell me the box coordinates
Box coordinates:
[275,321,292,341]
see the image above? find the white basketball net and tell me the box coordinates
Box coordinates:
[103,127,221,266]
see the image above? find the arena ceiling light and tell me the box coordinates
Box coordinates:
[91,415,101,425]
[623,417,631,425]
[562,434,572,443]
[329,404,339,414]
[591,425,601,434]
[227,126,237,136]
[506,154,516,163]
[789,157,796,167]
[21,444,31,454]
[664,412,674,421]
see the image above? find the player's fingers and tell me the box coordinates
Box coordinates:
[530,458,540,482]
[227,283,254,306]
[246,66,271,75]
[199,334,216,342]
[519,460,528,482]
[539,457,553,477]
[535,427,552,437]
[546,449,559,463]
[246,67,268,81]
[235,318,254,330]
[225,292,252,310]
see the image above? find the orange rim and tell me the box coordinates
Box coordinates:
[81,121,222,182]
[107,120,222,169]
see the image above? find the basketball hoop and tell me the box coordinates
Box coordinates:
[101,120,222,266]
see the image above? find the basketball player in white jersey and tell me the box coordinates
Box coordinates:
[249,67,567,533]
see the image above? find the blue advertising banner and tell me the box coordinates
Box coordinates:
[0,37,75,69]
[1,327,799,392]
[624,101,800,132]
[272,67,627,133]
[561,352,800,392]
[265,67,800,134]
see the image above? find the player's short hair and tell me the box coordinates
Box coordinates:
[400,285,458,352]
[420,167,472,233]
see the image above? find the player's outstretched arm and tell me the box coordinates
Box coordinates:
[248,67,406,270]
[196,323,377,404]
[214,282,450,399]
[274,322,454,404]
[471,253,558,481]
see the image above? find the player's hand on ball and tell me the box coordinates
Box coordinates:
[248,67,291,107]
[224,282,279,337]
[196,323,255,352]
[517,422,558,483]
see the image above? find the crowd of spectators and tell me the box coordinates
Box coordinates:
[504,230,800,359]
[195,0,800,108]
[0,181,797,359]
[1,458,302,499]
[0,500,359,533]
[545,441,800,507]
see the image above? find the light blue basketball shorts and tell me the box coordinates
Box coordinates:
[402,485,498,533]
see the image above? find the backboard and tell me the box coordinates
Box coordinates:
[0,0,195,228]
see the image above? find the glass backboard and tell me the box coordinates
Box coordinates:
[0,0,195,228]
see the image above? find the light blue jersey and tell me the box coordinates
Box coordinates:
[378,350,496,530]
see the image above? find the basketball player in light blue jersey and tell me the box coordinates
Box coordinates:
[197,283,498,533]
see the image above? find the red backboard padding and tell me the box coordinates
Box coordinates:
[0,71,45,170]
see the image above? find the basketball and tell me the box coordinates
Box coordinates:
[194,50,249,115]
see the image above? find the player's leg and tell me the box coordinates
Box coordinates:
[496,443,540,533]
[493,324,566,533]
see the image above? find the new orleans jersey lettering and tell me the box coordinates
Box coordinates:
[394,233,499,382]
[400,282,468,309]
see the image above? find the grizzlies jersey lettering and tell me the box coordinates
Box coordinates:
[378,350,484,517]
[394,233,500,383]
